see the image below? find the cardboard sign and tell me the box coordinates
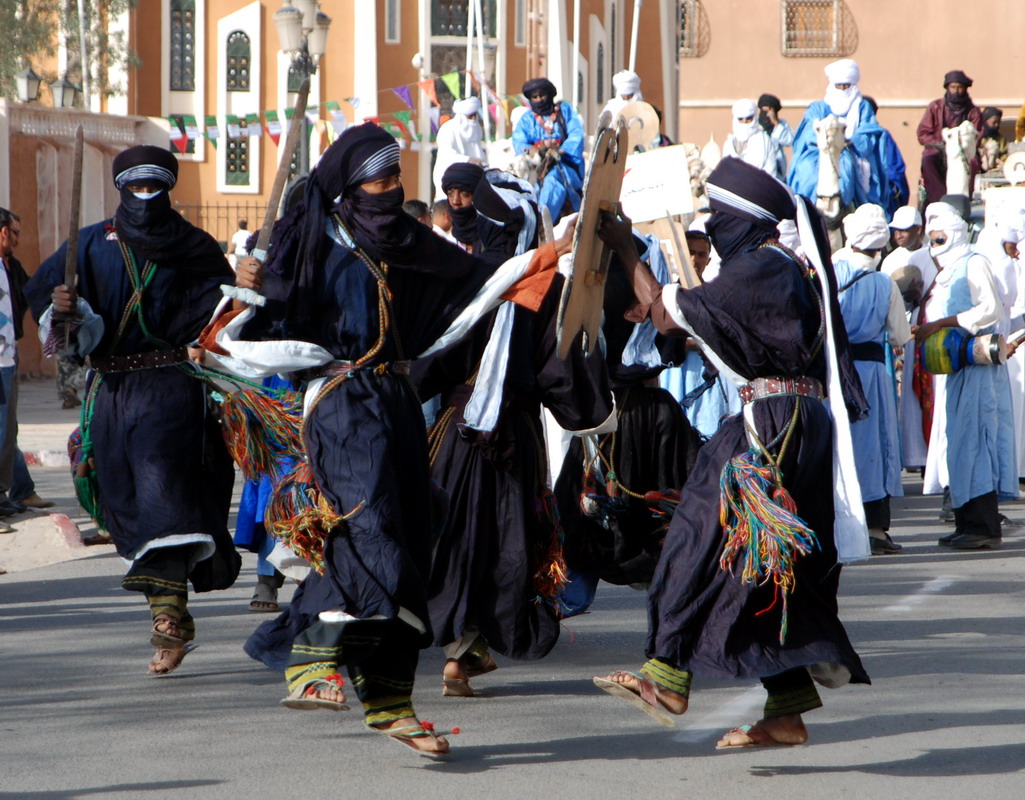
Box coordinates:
[620,145,694,223]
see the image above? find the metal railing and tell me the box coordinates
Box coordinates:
[174,201,265,250]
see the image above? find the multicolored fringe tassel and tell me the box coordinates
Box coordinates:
[532,489,569,608]
[644,488,681,520]
[718,450,819,644]
[217,386,304,483]
[265,459,362,575]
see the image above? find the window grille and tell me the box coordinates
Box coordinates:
[226,120,249,185]
[170,0,196,91]
[781,0,857,57]
[226,31,251,92]
[431,0,497,37]
[386,0,401,43]
[678,0,709,58]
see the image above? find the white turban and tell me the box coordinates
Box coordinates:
[824,58,861,86]
[731,98,757,120]
[925,201,970,266]
[612,70,642,99]
[842,203,890,250]
[994,205,1025,244]
[453,97,482,117]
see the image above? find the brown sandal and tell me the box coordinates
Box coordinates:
[150,614,185,648]
[148,643,196,676]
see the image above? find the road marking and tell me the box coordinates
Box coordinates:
[884,575,959,613]
[672,686,763,743]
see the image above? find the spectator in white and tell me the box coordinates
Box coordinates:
[602,70,643,119]
[832,204,912,555]
[433,97,487,200]
[722,98,782,179]
[431,199,458,244]
[757,94,795,176]
[229,219,251,269]
[881,206,936,288]
[881,206,936,473]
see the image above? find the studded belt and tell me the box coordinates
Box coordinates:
[738,376,824,405]
[294,359,412,382]
[90,346,190,373]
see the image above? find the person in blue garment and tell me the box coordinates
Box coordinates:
[917,202,1018,549]
[788,59,906,218]
[512,78,585,223]
[832,204,912,555]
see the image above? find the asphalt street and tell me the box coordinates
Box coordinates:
[1,469,1023,799]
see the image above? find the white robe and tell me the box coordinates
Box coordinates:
[432,114,487,199]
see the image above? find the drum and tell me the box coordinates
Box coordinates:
[920,329,1007,374]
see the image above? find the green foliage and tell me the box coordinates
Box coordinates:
[0,0,140,104]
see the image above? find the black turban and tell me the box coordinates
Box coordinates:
[704,157,796,262]
[112,145,179,190]
[757,93,781,112]
[441,162,485,195]
[943,70,973,88]
[982,106,1002,121]
[522,78,557,116]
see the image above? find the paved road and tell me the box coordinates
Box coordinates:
[1,474,1023,799]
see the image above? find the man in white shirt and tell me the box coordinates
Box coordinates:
[881,206,936,288]
[722,99,782,179]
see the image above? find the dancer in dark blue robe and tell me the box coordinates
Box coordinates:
[232,124,567,757]
[25,146,237,676]
[593,157,871,749]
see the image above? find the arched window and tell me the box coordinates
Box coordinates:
[596,43,605,103]
[226,30,251,92]
[170,0,196,91]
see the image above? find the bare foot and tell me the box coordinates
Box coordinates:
[598,670,689,715]
[716,714,808,749]
[371,716,452,756]
[443,659,467,682]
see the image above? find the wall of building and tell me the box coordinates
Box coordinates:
[676,0,1025,192]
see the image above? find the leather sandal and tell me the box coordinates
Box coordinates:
[367,719,458,760]
[150,615,186,648]
[280,673,349,711]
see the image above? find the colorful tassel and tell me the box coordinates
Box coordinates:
[644,488,681,520]
[532,489,569,607]
[717,450,819,644]
[218,387,304,483]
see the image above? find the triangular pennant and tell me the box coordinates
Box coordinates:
[393,110,412,125]
[325,100,348,135]
[203,115,220,147]
[182,114,200,141]
[418,79,439,107]
[244,113,263,137]
[265,110,282,145]
[469,72,480,90]
[506,94,523,107]
[226,115,243,140]
[168,117,188,153]
[392,85,414,110]
[346,96,361,110]
[440,71,462,100]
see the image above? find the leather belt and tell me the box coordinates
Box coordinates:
[90,346,190,373]
[738,376,824,405]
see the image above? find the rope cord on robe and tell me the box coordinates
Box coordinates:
[718,245,827,646]
[264,215,404,575]
[580,388,682,520]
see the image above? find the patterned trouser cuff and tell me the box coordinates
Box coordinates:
[640,659,692,698]
[285,663,339,694]
[763,683,823,718]
[363,696,416,726]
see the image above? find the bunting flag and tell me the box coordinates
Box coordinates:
[244,113,263,137]
[418,79,439,107]
[325,100,348,135]
[306,106,320,124]
[204,115,220,147]
[183,114,200,141]
[346,96,361,110]
[265,110,282,145]
[440,71,462,100]
[168,117,188,154]
[469,72,481,90]
[226,115,242,140]
[392,85,414,110]
[506,94,523,107]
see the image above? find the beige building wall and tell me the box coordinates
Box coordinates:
[677,0,1025,193]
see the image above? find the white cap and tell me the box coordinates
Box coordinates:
[889,206,923,230]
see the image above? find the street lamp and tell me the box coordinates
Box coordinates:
[15,66,42,103]
[50,74,80,109]
[274,1,331,178]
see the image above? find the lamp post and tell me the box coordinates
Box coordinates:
[14,67,42,103]
[50,74,81,109]
[274,2,331,178]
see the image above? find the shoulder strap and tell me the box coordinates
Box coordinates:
[838,269,873,293]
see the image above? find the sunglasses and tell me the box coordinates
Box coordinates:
[932,236,947,245]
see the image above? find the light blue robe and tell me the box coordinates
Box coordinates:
[939,255,1019,508]
[512,103,585,221]
[659,352,738,439]
[787,99,905,218]
[835,258,903,503]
